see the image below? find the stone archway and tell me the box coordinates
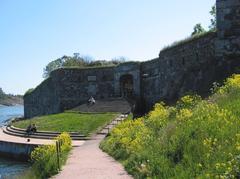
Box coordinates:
[120,74,134,97]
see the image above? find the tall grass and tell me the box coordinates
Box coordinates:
[101,74,240,178]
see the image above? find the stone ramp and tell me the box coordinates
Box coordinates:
[72,98,131,113]
[53,114,132,179]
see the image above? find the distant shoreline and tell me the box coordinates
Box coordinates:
[0,97,23,107]
[0,103,23,107]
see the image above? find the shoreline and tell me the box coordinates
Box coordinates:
[0,103,23,107]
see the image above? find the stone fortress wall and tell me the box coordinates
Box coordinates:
[24,0,240,118]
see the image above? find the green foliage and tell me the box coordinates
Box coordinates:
[192,23,206,36]
[15,169,39,179]
[191,4,216,37]
[161,31,215,52]
[13,112,117,136]
[176,95,202,110]
[43,53,127,78]
[31,133,72,179]
[209,4,217,30]
[101,74,240,178]
[24,88,35,96]
[0,87,5,99]
[43,58,65,78]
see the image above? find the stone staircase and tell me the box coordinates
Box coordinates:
[72,98,131,113]
[2,125,90,141]
[2,114,129,141]
[97,114,128,135]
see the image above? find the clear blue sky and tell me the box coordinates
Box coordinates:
[0,0,215,95]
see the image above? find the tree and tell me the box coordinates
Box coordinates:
[43,57,65,78]
[43,53,128,78]
[191,4,216,36]
[0,88,5,99]
[209,5,216,30]
[111,56,127,65]
[43,54,94,78]
[192,23,206,36]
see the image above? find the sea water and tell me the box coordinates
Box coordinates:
[0,105,29,178]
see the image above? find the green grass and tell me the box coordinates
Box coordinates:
[13,112,117,136]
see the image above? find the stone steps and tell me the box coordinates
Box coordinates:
[3,114,129,140]
[97,114,128,135]
[9,126,84,136]
[72,98,131,113]
[3,126,90,141]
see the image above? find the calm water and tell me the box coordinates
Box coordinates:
[0,105,30,178]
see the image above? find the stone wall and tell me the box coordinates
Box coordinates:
[24,77,59,118]
[114,62,141,97]
[53,67,115,111]
[141,32,218,110]
[216,0,240,73]
[24,0,240,118]
[25,67,116,118]
[0,140,38,161]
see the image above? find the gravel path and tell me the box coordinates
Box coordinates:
[54,132,132,179]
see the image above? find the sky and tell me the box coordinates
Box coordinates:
[0,0,215,95]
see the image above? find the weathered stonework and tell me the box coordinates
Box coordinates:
[141,32,218,109]
[24,0,240,118]
[216,0,240,71]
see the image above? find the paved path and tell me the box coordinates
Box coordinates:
[0,127,84,147]
[54,115,132,179]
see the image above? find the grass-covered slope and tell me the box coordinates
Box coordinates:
[13,112,117,136]
[100,75,240,178]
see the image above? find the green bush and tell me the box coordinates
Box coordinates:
[24,88,35,96]
[101,74,240,178]
[31,132,72,178]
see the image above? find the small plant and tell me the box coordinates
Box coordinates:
[31,133,72,178]
[24,88,35,96]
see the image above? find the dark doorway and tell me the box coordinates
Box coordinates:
[120,74,134,97]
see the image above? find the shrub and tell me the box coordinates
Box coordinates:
[24,88,35,96]
[31,132,72,178]
[101,74,240,178]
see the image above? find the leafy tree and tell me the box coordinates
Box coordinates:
[191,23,206,36]
[43,53,127,78]
[43,57,65,78]
[111,56,127,65]
[191,4,216,36]
[209,5,216,30]
[0,88,5,99]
